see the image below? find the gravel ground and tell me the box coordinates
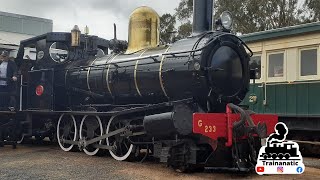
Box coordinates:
[0,145,320,180]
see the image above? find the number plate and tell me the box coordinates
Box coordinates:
[193,113,227,140]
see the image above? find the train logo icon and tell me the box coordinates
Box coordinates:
[256,122,305,175]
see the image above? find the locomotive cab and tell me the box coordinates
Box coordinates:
[16,32,109,69]
[15,32,110,110]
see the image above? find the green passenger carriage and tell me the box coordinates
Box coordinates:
[241,22,320,153]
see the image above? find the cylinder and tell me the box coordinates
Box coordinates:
[143,103,193,138]
[143,112,176,138]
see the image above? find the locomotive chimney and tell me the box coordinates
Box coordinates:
[192,0,214,35]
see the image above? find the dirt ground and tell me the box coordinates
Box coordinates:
[0,145,319,180]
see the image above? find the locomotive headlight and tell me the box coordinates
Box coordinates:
[220,11,233,30]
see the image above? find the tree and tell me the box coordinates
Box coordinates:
[160,13,176,44]
[215,0,304,33]
[304,0,320,22]
[177,21,192,38]
[175,0,193,22]
[174,0,306,35]
[263,0,304,29]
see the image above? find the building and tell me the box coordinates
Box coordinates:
[0,11,52,58]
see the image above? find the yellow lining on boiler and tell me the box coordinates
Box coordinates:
[87,58,98,92]
[159,46,171,98]
[106,54,120,96]
[134,49,148,97]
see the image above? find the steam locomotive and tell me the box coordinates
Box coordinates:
[0,0,278,172]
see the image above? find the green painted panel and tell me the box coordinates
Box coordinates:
[308,83,320,114]
[296,84,309,115]
[249,85,259,112]
[286,84,297,115]
[241,22,320,43]
[265,85,276,114]
[253,85,264,113]
[275,85,287,114]
[243,82,320,117]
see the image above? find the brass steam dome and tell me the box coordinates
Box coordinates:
[126,6,160,54]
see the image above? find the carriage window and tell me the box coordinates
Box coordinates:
[250,55,261,79]
[268,53,284,77]
[300,49,317,76]
[49,42,69,63]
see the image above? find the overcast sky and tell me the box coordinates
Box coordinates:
[0,0,180,40]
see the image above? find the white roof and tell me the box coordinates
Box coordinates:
[0,31,33,46]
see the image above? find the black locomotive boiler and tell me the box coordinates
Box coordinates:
[0,0,278,172]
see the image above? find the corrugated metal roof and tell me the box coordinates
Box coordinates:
[240,22,320,43]
[0,11,52,36]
